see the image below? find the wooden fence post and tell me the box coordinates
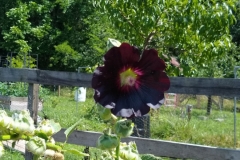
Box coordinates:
[58,85,61,97]
[25,83,39,160]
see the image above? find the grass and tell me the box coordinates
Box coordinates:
[39,87,107,131]
[1,148,24,160]
[150,107,240,148]
[2,87,240,159]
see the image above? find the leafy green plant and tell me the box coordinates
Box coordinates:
[0,109,89,159]
[95,105,141,160]
[7,54,36,68]
[0,82,28,97]
[0,82,50,98]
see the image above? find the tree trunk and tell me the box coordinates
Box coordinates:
[206,95,212,115]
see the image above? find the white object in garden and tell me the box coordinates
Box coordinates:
[74,87,86,102]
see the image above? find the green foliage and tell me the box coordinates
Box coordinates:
[2,1,53,54]
[64,119,82,143]
[93,0,237,77]
[81,11,126,70]
[141,154,163,160]
[0,0,127,72]
[0,82,50,98]
[7,54,36,68]
[0,0,56,69]
[49,41,80,69]
[56,0,75,13]
[230,2,240,72]
[0,82,28,97]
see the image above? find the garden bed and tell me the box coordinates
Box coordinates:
[0,95,42,111]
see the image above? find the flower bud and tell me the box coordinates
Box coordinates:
[44,149,64,160]
[0,110,12,129]
[10,110,35,135]
[119,142,141,160]
[26,137,46,156]
[98,105,112,121]
[53,152,64,160]
[10,121,35,135]
[44,149,55,157]
[35,119,54,136]
[114,119,134,138]
[97,133,119,150]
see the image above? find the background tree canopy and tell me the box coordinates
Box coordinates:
[0,0,239,77]
[0,0,124,71]
[93,0,239,77]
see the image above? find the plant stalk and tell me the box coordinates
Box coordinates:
[0,134,25,141]
[46,143,62,152]
[115,143,120,160]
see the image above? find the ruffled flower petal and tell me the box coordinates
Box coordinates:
[138,49,170,92]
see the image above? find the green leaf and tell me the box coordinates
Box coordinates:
[33,155,41,160]
[35,132,49,141]
[65,148,89,157]
[49,120,61,134]
[64,119,81,143]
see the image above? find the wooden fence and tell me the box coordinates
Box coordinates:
[0,67,240,160]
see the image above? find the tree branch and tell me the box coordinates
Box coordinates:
[143,17,161,49]
[143,30,156,49]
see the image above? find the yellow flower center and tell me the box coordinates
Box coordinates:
[120,68,137,87]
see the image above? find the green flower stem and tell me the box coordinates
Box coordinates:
[115,144,120,160]
[20,135,30,141]
[0,135,14,140]
[103,128,111,135]
[115,136,121,160]
[0,134,23,141]
[46,143,62,152]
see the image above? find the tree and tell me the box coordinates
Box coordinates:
[50,2,125,71]
[1,0,57,69]
[93,0,237,77]
[0,0,124,71]
[230,1,240,70]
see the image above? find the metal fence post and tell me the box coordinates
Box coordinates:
[132,114,150,138]
[233,66,240,148]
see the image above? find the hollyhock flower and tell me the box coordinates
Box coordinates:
[92,43,170,117]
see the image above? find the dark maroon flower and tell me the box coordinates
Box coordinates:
[92,43,170,117]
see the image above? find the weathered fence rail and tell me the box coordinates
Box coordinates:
[1,67,240,96]
[0,67,240,160]
[54,129,240,160]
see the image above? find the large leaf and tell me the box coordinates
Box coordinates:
[64,119,81,143]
